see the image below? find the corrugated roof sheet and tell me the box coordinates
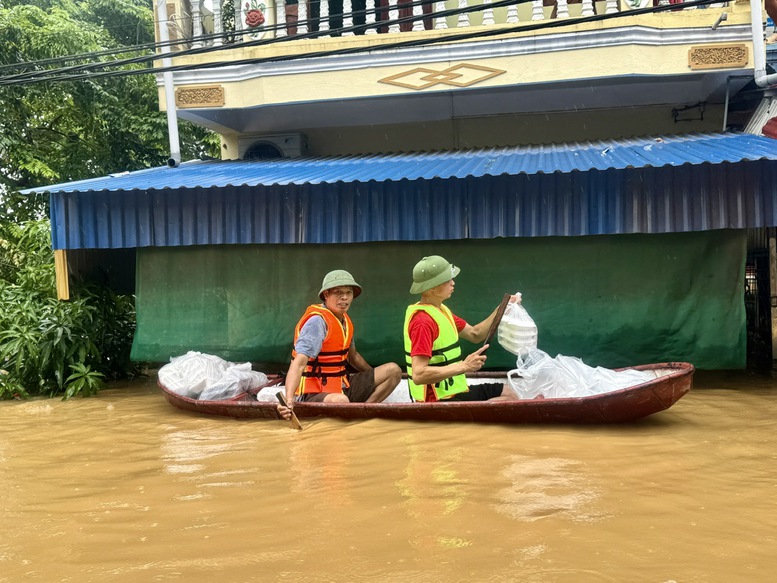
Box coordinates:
[24,132,777,194]
[48,160,777,249]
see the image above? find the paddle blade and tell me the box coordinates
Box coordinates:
[483,293,512,351]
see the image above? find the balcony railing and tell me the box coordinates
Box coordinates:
[165,0,729,49]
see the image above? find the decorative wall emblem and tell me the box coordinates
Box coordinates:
[242,1,268,39]
[378,64,506,90]
[688,44,748,70]
[175,85,225,108]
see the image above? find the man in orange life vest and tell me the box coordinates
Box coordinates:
[278,270,401,419]
[404,255,518,402]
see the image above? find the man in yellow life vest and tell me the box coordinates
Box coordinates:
[403,255,519,402]
[278,270,401,420]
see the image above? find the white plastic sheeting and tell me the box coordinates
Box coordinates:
[158,351,268,400]
[507,349,654,400]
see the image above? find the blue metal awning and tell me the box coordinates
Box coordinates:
[23,132,777,195]
[26,132,777,250]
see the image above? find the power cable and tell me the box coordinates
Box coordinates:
[1,0,720,82]
[0,0,726,87]
[0,0,451,76]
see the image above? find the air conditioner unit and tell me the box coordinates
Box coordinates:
[238,133,308,159]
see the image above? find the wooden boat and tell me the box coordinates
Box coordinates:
[158,362,694,424]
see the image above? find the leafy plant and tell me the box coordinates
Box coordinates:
[64,362,104,399]
[0,218,140,399]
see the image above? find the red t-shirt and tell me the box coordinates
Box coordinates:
[407,309,467,402]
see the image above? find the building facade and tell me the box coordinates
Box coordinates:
[29,0,777,369]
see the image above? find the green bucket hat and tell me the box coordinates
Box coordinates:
[409,255,460,294]
[319,270,362,300]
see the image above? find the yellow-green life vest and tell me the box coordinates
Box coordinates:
[403,303,469,401]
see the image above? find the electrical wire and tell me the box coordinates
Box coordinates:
[0,0,727,87]
[1,0,723,82]
[0,0,469,76]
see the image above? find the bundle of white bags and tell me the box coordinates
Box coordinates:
[498,294,652,400]
[158,351,268,400]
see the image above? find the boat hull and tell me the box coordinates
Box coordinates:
[159,362,694,424]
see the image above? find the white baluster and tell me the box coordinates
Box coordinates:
[506,1,519,23]
[366,0,377,34]
[481,0,494,26]
[412,1,424,30]
[213,1,223,45]
[275,2,287,37]
[581,0,594,17]
[605,0,619,13]
[389,0,400,33]
[236,0,245,40]
[434,1,447,29]
[321,0,330,33]
[531,0,544,20]
[344,0,355,35]
[457,0,469,27]
[556,0,569,19]
[191,0,204,47]
[299,0,309,33]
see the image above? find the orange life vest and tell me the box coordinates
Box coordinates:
[291,304,353,395]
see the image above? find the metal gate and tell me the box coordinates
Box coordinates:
[746,228,776,370]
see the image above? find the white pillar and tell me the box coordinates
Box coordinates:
[412,1,424,31]
[191,0,204,47]
[344,0,355,35]
[275,1,286,38]
[435,1,448,29]
[321,0,331,32]
[299,0,309,33]
[531,0,544,20]
[556,0,569,19]
[235,0,242,43]
[366,0,377,34]
[389,0,400,33]
[506,1,519,23]
[213,1,223,45]
[457,0,469,27]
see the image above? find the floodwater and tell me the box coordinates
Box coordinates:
[1,371,776,583]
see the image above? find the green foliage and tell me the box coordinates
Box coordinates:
[64,362,104,399]
[0,0,219,399]
[0,219,139,400]
[0,0,219,193]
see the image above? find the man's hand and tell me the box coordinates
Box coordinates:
[462,344,488,373]
[276,402,293,421]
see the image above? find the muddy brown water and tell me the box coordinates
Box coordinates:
[1,370,776,582]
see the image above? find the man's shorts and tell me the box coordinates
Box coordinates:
[447,383,504,401]
[298,369,375,403]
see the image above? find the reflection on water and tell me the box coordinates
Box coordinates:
[0,370,776,582]
[495,455,606,523]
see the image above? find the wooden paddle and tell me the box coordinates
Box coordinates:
[482,293,512,352]
[276,391,304,431]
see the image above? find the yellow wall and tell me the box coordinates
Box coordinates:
[158,10,753,111]
[300,104,725,155]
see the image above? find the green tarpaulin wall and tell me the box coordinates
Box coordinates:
[131,230,746,370]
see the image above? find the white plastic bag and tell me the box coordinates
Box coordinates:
[498,295,538,356]
[199,364,268,401]
[158,351,268,400]
[158,351,231,398]
[507,348,654,400]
